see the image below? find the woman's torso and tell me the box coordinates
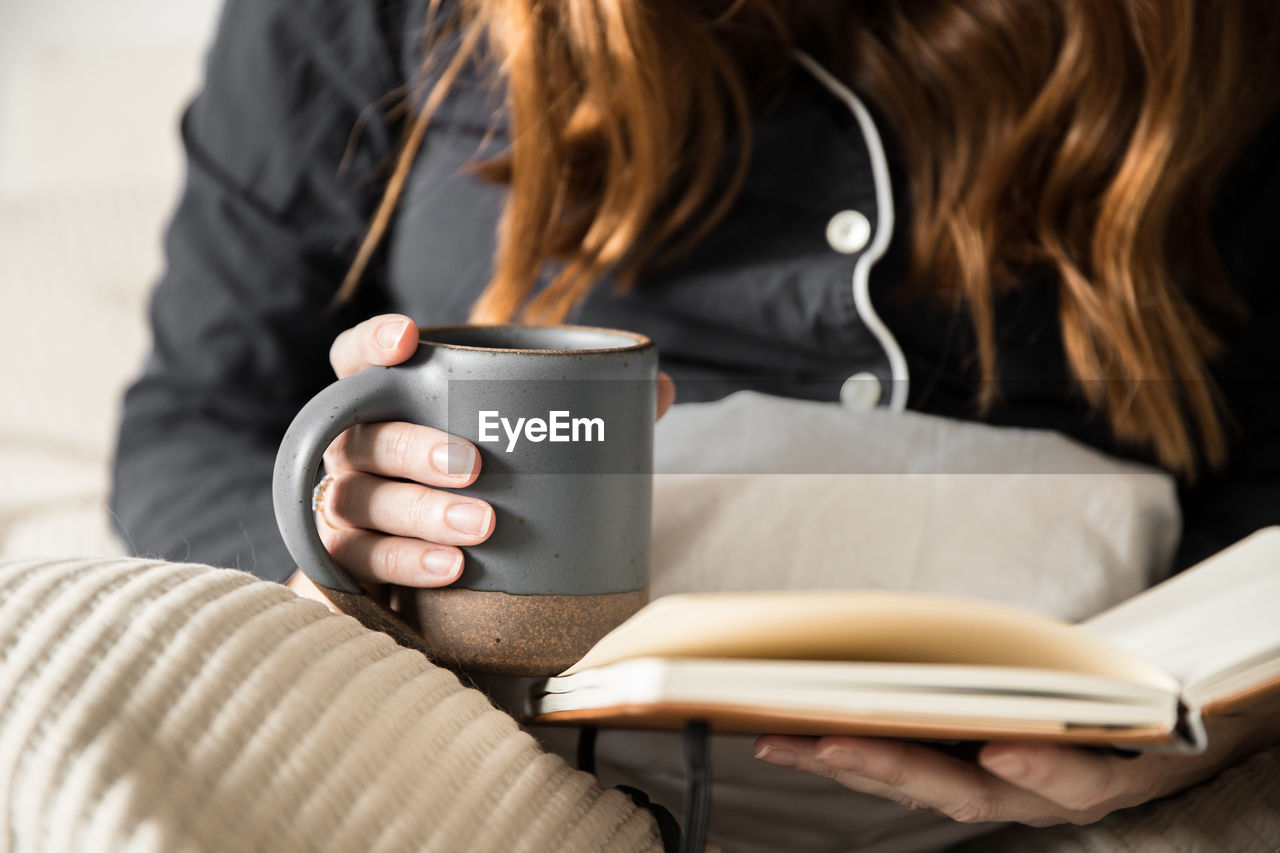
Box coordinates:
[378,4,1280,571]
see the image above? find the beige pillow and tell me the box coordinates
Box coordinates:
[650,392,1179,622]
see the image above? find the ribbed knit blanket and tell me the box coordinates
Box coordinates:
[0,557,659,852]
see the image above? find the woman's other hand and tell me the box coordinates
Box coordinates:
[753,696,1280,827]
[288,314,675,604]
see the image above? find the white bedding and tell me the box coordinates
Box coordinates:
[528,391,1181,853]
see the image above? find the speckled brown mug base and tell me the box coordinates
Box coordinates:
[390,586,649,676]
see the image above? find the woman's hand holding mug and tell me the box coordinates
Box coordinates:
[288,314,493,603]
[286,314,676,624]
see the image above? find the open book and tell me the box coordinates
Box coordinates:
[525,528,1280,752]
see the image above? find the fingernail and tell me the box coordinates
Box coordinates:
[815,745,862,771]
[431,441,476,478]
[754,746,797,767]
[422,549,462,579]
[445,502,491,536]
[376,319,410,350]
[982,752,1027,780]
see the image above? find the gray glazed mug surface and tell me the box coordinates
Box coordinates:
[273,324,657,675]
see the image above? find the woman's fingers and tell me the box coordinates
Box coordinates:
[323,470,495,546]
[755,735,1031,823]
[978,742,1124,814]
[657,371,676,420]
[751,733,1211,827]
[329,313,419,378]
[317,521,465,588]
[325,422,480,486]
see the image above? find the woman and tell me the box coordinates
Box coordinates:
[112,0,1280,846]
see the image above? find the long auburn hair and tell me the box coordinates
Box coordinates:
[338,0,1280,476]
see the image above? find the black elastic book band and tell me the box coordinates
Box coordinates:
[576,723,712,853]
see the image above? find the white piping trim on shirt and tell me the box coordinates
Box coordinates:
[793,50,910,412]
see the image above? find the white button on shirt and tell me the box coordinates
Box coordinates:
[840,372,882,410]
[826,209,872,254]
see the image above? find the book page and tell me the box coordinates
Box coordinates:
[538,659,1176,729]
[561,589,1176,691]
[1081,527,1280,702]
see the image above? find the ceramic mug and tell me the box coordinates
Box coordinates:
[273,324,657,675]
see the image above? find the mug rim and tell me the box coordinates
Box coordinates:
[416,323,653,355]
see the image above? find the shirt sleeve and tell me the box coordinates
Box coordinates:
[110,0,407,580]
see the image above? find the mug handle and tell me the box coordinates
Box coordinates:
[272,363,438,655]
